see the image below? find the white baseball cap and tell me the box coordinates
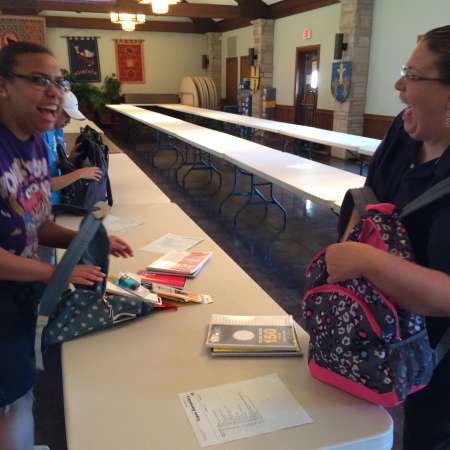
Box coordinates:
[62,91,86,121]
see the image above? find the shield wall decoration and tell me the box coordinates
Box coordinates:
[331,61,352,103]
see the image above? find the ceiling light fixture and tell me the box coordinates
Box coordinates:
[110,12,146,32]
[139,0,180,15]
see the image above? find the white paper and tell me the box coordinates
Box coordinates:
[179,373,313,447]
[141,233,203,254]
[103,215,143,232]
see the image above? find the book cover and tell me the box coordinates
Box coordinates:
[146,251,212,277]
[139,271,187,288]
[206,315,299,351]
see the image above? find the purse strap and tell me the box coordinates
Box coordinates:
[35,202,109,369]
[400,177,450,219]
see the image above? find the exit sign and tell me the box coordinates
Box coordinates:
[303,28,312,39]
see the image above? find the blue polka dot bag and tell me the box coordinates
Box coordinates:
[301,180,450,406]
[35,203,154,369]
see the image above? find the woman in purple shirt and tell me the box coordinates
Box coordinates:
[0,42,132,449]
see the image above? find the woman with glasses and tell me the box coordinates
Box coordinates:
[0,42,132,449]
[325,26,450,449]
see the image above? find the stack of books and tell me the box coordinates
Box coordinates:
[205,314,302,357]
[146,250,212,278]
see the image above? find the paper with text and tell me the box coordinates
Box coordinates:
[179,373,313,447]
[103,215,143,232]
[141,233,203,254]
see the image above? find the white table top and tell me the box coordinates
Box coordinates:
[64,118,104,136]
[60,202,392,450]
[108,153,170,205]
[107,105,365,209]
[142,103,381,156]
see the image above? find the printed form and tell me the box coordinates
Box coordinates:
[179,373,313,447]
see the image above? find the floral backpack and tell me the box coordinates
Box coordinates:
[301,178,450,406]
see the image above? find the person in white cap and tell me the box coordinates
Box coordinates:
[41,90,101,205]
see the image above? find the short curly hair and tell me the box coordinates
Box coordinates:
[0,41,54,78]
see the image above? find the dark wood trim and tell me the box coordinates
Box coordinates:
[217,18,252,33]
[363,113,394,139]
[294,44,320,124]
[275,104,295,123]
[218,0,339,34]
[37,1,240,19]
[191,18,217,33]
[270,0,340,19]
[44,16,205,34]
[235,0,270,19]
[315,108,333,130]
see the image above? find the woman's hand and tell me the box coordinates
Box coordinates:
[70,264,105,286]
[325,242,375,283]
[109,235,133,258]
[75,167,102,181]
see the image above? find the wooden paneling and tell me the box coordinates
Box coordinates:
[226,57,238,104]
[314,109,333,130]
[274,105,333,130]
[275,104,295,123]
[363,114,394,139]
[240,55,251,83]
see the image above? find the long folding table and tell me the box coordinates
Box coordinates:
[141,103,381,157]
[59,201,393,450]
[109,153,171,205]
[107,104,365,214]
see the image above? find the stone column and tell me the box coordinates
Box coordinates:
[332,0,374,159]
[206,32,222,110]
[251,19,274,118]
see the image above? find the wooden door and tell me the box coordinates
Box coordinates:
[294,45,320,126]
[226,57,238,105]
[240,55,251,83]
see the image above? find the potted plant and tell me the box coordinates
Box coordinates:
[61,70,122,127]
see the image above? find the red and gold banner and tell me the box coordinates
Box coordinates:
[115,39,145,83]
[0,15,46,49]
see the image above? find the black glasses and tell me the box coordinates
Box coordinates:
[7,72,71,92]
[400,65,444,82]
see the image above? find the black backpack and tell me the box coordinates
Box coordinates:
[55,125,113,214]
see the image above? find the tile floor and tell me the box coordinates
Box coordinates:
[34,127,403,450]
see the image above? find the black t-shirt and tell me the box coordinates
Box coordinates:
[366,112,450,345]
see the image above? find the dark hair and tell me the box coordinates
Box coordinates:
[421,25,450,85]
[0,41,54,78]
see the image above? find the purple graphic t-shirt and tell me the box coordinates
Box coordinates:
[0,124,51,259]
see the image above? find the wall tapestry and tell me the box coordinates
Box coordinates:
[67,37,101,82]
[0,15,46,49]
[115,39,145,83]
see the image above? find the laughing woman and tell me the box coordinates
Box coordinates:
[0,42,132,449]
[325,26,450,449]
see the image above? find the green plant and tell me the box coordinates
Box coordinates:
[102,74,122,105]
[61,70,122,117]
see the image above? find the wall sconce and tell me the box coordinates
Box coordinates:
[248,47,257,66]
[334,33,348,60]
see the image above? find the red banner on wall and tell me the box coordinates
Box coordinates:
[115,39,145,83]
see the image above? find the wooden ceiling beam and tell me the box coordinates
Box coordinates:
[36,1,240,19]
[191,18,217,34]
[235,0,270,19]
[270,0,340,19]
[44,15,206,33]
[0,8,41,14]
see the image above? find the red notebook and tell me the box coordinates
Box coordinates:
[139,271,187,288]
